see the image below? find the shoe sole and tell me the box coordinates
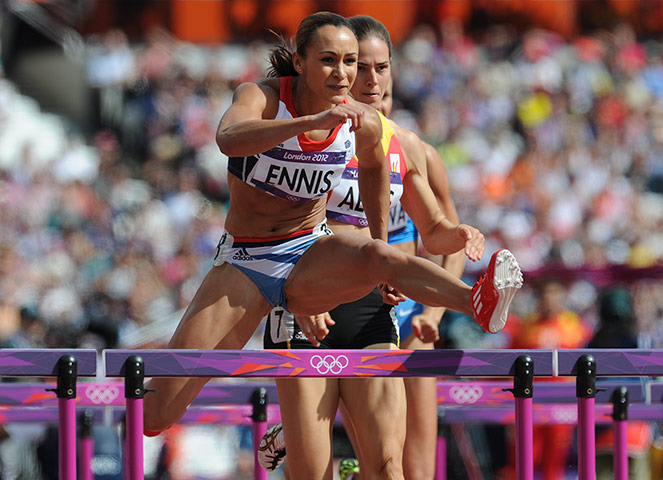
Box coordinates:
[488,250,523,333]
[258,423,286,471]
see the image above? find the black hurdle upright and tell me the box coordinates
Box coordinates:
[611,386,629,480]
[502,354,534,480]
[576,353,598,480]
[124,355,146,480]
[0,349,97,480]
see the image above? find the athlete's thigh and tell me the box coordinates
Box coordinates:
[169,263,271,349]
[339,377,406,472]
[146,264,270,427]
[276,377,340,480]
[285,233,377,313]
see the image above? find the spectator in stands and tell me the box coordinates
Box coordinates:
[590,287,653,480]
[2,15,663,477]
[0,305,45,349]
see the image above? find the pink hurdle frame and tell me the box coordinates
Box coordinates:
[79,410,94,480]
[251,388,269,480]
[0,350,97,480]
[105,349,553,480]
[611,386,629,480]
[3,349,659,479]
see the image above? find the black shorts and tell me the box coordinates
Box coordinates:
[263,288,399,349]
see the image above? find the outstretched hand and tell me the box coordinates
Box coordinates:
[457,224,484,262]
[411,310,441,344]
[294,313,335,347]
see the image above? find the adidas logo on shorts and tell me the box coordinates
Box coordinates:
[232,247,254,261]
[294,331,308,341]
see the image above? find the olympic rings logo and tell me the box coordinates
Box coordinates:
[310,354,349,375]
[85,384,120,405]
[448,385,483,404]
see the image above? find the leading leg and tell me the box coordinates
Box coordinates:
[286,234,472,315]
[144,263,271,432]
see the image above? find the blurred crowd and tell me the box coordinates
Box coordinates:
[3,18,660,349]
[0,16,662,478]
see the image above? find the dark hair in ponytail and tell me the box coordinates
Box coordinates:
[267,36,298,77]
[267,11,355,77]
[347,15,393,59]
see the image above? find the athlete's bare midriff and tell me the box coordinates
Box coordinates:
[224,175,328,237]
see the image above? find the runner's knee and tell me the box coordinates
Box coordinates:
[378,456,403,478]
[361,240,402,279]
[403,454,435,480]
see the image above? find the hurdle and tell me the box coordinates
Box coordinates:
[1,367,661,479]
[558,349,663,480]
[437,378,648,479]
[0,378,280,480]
[0,349,97,480]
[103,348,554,480]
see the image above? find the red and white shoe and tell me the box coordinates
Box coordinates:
[471,249,523,333]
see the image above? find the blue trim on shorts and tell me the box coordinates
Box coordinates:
[388,217,418,245]
[394,297,424,340]
[252,251,301,264]
[233,265,288,308]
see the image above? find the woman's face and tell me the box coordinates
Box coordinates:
[351,36,391,109]
[295,25,358,105]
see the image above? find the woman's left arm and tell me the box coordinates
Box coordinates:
[397,127,484,260]
[354,105,390,242]
[410,142,468,340]
[423,141,467,279]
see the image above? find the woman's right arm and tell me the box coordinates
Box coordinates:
[216,82,307,157]
[216,81,365,157]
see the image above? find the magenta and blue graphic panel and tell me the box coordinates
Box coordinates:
[0,349,97,376]
[557,349,663,376]
[104,349,554,378]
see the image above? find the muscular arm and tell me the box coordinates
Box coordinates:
[412,143,467,335]
[395,124,483,259]
[355,104,390,242]
[412,143,465,336]
[216,80,365,157]
[216,81,296,156]
[424,141,466,280]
